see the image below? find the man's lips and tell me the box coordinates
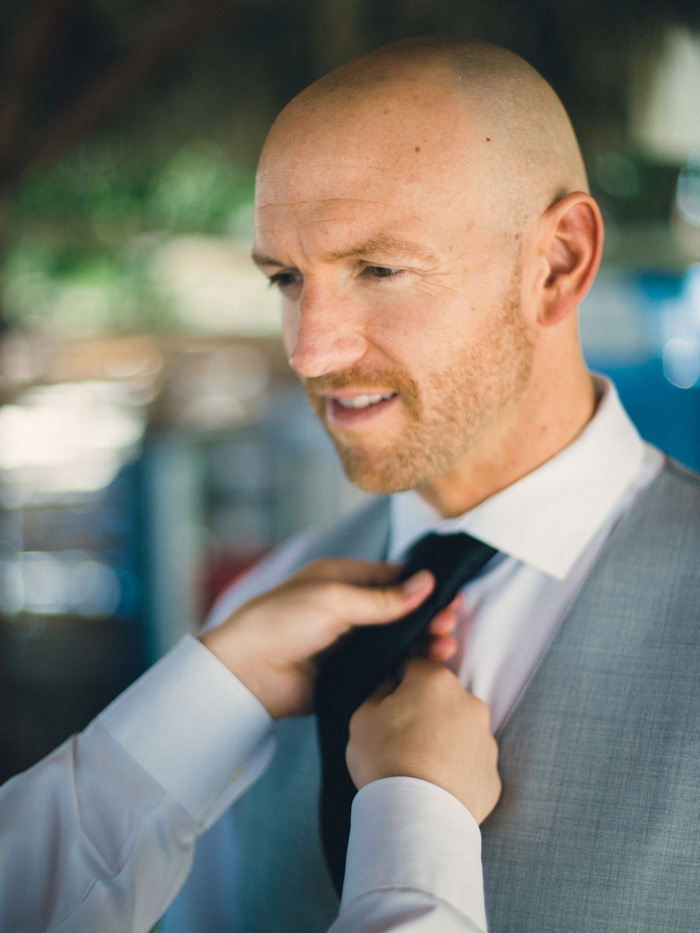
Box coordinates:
[331,392,396,409]
[319,390,399,427]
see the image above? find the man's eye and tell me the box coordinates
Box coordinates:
[268,271,301,290]
[365,265,400,279]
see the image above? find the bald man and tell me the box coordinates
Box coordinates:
[162,36,700,933]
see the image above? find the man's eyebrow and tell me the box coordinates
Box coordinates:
[323,236,436,262]
[251,252,285,269]
[251,236,437,269]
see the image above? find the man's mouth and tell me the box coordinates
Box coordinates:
[321,390,400,428]
[335,392,397,410]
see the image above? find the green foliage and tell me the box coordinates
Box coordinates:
[148,145,255,232]
[4,138,256,334]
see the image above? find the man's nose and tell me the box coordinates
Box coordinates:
[285,285,369,378]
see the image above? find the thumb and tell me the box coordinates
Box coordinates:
[341,569,435,628]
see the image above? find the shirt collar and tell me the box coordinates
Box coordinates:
[388,377,647,580]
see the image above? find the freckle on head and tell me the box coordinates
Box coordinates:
[415,146,421,152]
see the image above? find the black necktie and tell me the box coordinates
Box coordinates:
[315,531,498,896]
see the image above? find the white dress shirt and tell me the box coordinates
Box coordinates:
[0,636,485,933]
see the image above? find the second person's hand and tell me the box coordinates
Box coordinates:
[346,657,502,824]
[200,558,460,719]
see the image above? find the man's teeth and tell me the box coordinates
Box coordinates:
[336,393,395,409]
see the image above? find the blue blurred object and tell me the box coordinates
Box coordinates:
[583,264,700,472]
[591,357,700,470]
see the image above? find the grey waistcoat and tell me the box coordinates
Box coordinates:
[222,460,700,932]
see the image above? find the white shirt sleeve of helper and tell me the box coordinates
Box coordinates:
[329,777,488,933]
[0,635,274,933]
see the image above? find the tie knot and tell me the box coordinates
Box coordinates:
[400,531,498,590]
[317,531,498,726]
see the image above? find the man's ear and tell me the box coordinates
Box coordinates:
[531,192,604,327]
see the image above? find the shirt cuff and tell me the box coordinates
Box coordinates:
[342,776,487,931]
[98,635,275,828]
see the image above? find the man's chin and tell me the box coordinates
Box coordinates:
[335,445,425,496]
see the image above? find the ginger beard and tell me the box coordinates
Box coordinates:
[301,274,535,496]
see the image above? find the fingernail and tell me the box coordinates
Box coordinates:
[403,570,432,594]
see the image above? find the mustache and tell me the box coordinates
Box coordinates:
[301,367,420,416]
[302,367,415,396]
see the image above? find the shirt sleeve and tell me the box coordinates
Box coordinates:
[0,635,275,933]
[329,777,488,933]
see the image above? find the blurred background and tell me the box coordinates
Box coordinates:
[1,0,700,783]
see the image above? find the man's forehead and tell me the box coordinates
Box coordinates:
[253,163,464,241]
[253,150,479,263]
[255,146,470,218]
[253,88,495,255]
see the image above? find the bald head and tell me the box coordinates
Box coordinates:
[258,36,588,236]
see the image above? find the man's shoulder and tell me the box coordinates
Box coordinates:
[641,456,700,519]
[206,496,391,627]
[660,456,700,490]
[611,456,700,571]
